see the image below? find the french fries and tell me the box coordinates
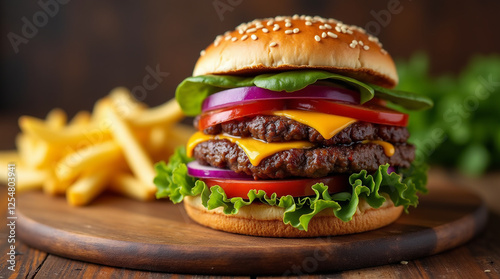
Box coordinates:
[0,87,192,206]
[66,169,110,206]
[106,106,157,195]
[55,141,121,181]
[110,173,154,201]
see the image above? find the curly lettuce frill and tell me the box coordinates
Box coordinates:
[154,147,428,231]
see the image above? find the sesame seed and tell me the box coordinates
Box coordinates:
[485,270,491,273]
[305,16,312,21]
[314,35,321,42]
[381,49,388,54]
[200,50,206,56]
[305,21,312,26]
[319,25,325,30]
[314,16,324,23]
[285,22,292,27]
[241,35,248,41]
[273,24,280,31]
[335,26,341,32]
[238,30,244,34]
[324,24,332,29]
[285,29,293,34]
[400,261,409,265]
[363,45,370,50]
[327,31,338,38]
[262,28,269,33]
[231,37,237,42]
[214,41,219,47]
[292,14,299,19]
[246,28,257,33]
[351,40,358,45]
[355,26,367,34]
[359,41,364,46]
[346,29,353,34]
[269,42,277,47]
[322,32,327,38]
[225,35,231,41]
[251,34,258,40]
[267,20,274,26]
[293,28,300,34]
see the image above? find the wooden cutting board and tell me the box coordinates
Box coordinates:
[17,180,488,276]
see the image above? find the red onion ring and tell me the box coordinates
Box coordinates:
[201,85,360,112]
[187,161,253,179]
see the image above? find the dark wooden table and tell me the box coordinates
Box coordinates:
[1,117,499,278]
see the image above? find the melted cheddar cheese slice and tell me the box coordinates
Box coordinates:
[187,131,314,166]
[271,110,357,140]
[362,140,395,157]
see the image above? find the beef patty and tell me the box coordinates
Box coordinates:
[193,139,415,179]
[200,115,409,145]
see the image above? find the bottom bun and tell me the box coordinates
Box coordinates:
[183,195,403,237]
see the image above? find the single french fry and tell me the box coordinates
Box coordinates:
[15,167,46,192]
[19,116,112,145]
[0,156,18,185]
[109,87,146,118]
[55,141,121,181]
[43,176,70,195]
[70,110,91,126]
[16,133,61,169]
[129,98,184,127]
[66,169,110,206]
[110,173,155,201]
[46,108,67,129]
[16,133,41,167]
[91,97,111,123]
[0,150,20,166]
[106,106,157,194]
[43,168,74,195]
[148,126,169,156]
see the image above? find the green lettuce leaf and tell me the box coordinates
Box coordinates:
[370,84,434,111]
[154,147,428,231]
[175,70,433,116]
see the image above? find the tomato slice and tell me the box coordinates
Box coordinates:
[198,99,408,130]
[289,99,408,127]
[202,175,350,198]
[198,100,285,132]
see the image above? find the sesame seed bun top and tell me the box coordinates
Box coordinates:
[194,15,399,88]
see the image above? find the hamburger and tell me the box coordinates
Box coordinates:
[154,15,432,237]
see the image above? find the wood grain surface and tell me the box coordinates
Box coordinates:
[11,179,488,276]
[1,169,499,278]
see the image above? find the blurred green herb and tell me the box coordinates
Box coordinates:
[397,53,500,176]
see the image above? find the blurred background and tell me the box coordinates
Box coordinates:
[1,0,500,177]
